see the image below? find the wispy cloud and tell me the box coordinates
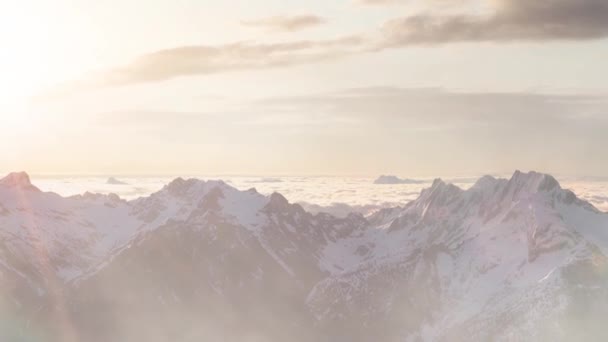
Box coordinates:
[42,0,608,93]
[241,15,326,32]
[39,36,368,96]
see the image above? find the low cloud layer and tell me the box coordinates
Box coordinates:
[31,175,608,214]
[241,15,326,32]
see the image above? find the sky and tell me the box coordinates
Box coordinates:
[1,0,608,177]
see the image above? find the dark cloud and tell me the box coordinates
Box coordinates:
[382,0,608,45]
[241,15,326,32]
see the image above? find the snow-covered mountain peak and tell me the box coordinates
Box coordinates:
[468,171,561,198]
[508,170,561,193]
[416,178,463,207]
[266,192,291,210]
[157,177,233,200]
[458,171,573,211]
[163,177,204,196]
[0,171,607,341]
[471,174,503,190]
[0,171,38,190]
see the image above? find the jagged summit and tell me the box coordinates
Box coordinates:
[509,170,561,192]
[0,170,607,341]
[164,177,228,191]
[0,171,38,190]
[431,178,444,187]
[162,177,227,198]
[0,171,589,216]
[0,171,31,185]
[472,174,501,189]
[165,177,194,191]
[266,192,291,211]
[394,170,594,225]
[413,178,463,210]
[423,178,462,198]
[427,171,563,198]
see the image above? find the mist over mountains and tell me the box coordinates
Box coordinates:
[1,171,607,341]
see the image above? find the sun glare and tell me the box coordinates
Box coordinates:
[0,4,72,140]
[0,3,75,105]
[0,102,33,133]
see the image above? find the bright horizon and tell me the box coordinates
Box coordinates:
[2,170,606,181]
[2,0,608,176]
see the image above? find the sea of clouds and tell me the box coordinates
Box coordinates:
[30,175,608,217]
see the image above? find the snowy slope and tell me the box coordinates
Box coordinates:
[307,171,608,341]
[0,170,606,341]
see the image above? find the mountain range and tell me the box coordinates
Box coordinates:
[1,171,607,341]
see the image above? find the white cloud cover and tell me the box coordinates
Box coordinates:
[31,175,608,215]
